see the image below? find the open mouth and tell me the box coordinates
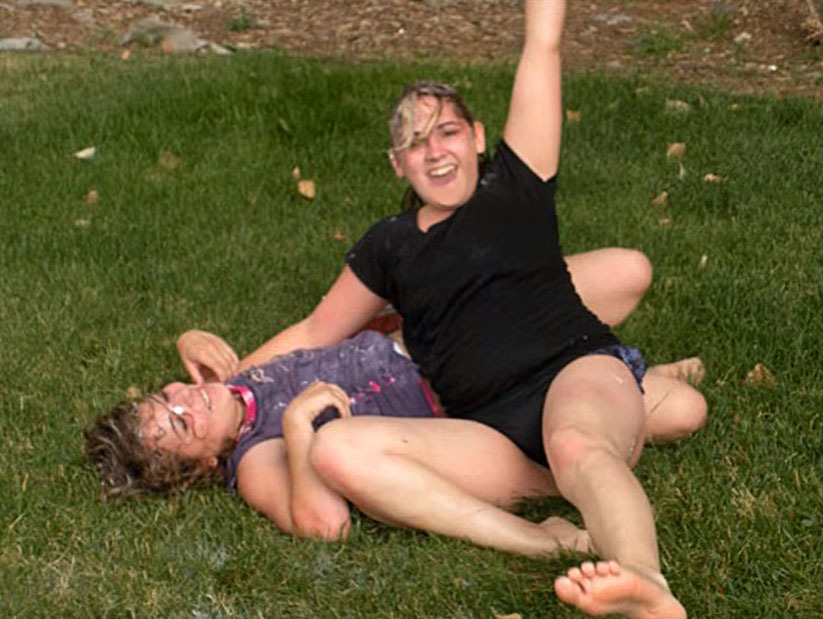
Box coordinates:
[429,164,456,178]
[428,163,457,183]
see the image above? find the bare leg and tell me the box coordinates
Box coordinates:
[555,560,686,619]
[565,248,653,327]
[310,416,591,556]
[642,359,707,443]
[542,355,685,617]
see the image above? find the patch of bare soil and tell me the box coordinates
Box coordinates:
[3,0,823,98]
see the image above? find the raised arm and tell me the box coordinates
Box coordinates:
[238,265,388,371]
[502,0,567,180]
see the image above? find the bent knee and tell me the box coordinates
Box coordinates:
[609,248,653,300]
[676,390,708,436]
[310,421,375,491]
[545,427,631,490]
[309,423,350,484]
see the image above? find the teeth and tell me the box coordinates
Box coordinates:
[430,165,455,177]
[200,388,211,410]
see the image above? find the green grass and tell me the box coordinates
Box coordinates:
[2,51,822,617]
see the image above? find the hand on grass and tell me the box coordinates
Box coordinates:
[176,329,239,384]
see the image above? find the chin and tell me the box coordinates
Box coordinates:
[423,188,472,210]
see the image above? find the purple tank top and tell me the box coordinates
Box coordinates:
[224,330,436,491]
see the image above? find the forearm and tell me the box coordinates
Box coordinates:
[503,0,566,179]
[239,316,345,372]
[524,0,567,50]
[239,319,311,371]
[239,267,388,372]
[282,416,350,540]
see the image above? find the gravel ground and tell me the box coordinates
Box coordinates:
[2,0,822,97]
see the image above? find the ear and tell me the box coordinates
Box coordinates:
[389,149,406,179]
[473,121,487,155]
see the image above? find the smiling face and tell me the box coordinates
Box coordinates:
[390,95,486,212]
[139,381,242,468]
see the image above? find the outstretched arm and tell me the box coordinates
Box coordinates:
[238,266,387,371]
[502,0,567,180]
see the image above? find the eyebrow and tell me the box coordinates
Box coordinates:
[413,119,462,137]
[145,395,184,443]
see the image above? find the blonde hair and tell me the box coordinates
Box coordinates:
[389,80,476,153]
[388,81,479,210]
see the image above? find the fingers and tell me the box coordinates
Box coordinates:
[177,330,239,383]
[181,357,205,385]
[287,381,353,425]
[305,381,352,418]
[201,338,239,381]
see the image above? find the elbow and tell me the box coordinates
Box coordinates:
[291,504,351,541]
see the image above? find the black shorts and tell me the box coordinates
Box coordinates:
[456,341,647,466]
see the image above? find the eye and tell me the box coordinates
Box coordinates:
[169,413,188,433]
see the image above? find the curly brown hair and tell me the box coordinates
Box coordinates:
[84,398,227,499]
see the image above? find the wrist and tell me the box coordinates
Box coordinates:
[282,408,311,435]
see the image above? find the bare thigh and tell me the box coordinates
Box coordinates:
[316,416,559,508]
[543,355,647,467]
[641,372,707,442]
[565,248,652,327]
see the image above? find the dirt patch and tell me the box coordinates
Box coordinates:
[3,0,823,98]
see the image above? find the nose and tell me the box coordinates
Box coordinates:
[423,132,445,159]
[164,382,194,406]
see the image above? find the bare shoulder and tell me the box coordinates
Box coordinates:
[236,438,293,532]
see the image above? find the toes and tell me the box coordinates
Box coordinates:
[579,561,597,577]
[566,566,584,582]
[554,575,581,602]
[594,561,612,576]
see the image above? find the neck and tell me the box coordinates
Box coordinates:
[417,204,455,232]
[230,392,247,439]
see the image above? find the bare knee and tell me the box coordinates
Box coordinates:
[310,423,355,489]
[680,389,707,434]
[309,420,384,496]
[618,249,653,300]
[661,390,707,440]
[572,248,653,327]
[545,427,630,496]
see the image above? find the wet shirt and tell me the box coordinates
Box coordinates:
[224,331,436,491]
[345,141,617,416]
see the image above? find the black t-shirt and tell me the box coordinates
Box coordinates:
[346,141,616,415]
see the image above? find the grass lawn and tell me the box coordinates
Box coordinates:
[1,50,821,617]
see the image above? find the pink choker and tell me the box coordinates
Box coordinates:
[227,384,257,436]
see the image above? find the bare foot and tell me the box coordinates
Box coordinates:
[554,560,686,618]
[647,357,705,386]
[539,516,592,554]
